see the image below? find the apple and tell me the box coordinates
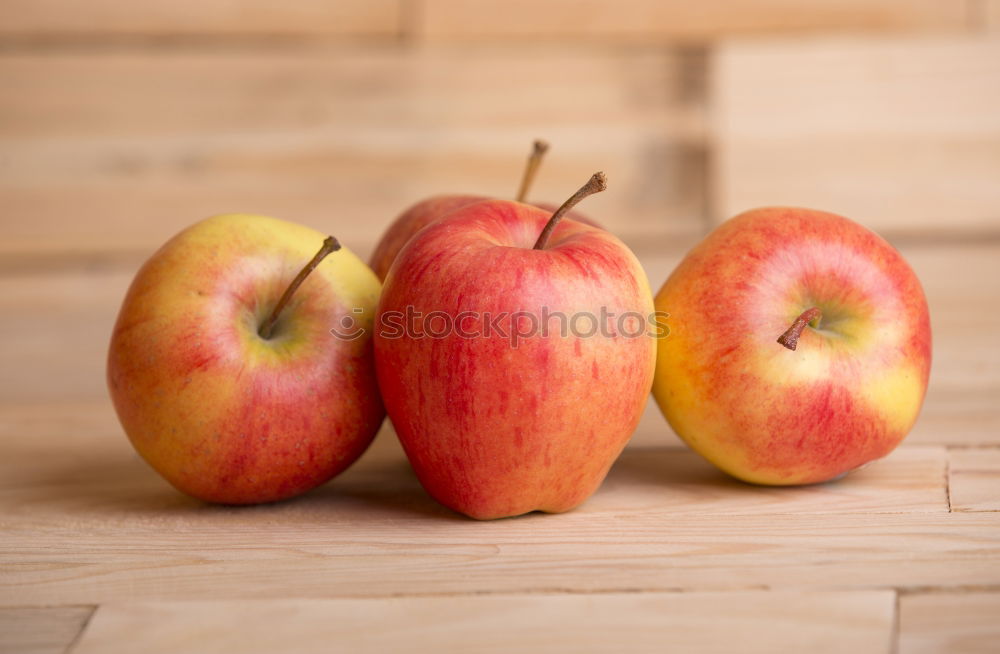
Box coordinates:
[369,193,487,281]
[369,140,600,281]
[651,207,932,485]
[107,213,384,504]
[374,173,656,519]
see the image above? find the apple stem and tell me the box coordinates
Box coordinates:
[777,306,823,351]
[532,172,607,250]
[515,139,550,203]
[258,236,341,340]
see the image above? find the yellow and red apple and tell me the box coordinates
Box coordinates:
[374,174,655,519]
[652,207,931,485]
[107,213,384,504]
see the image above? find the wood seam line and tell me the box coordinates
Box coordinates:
[890,590,901,654]
[945,451,953,513]
[64,605,98,654]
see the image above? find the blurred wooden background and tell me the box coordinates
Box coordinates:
[2,0,998,441]
[1,2,999,652]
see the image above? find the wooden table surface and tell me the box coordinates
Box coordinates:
[2,2,1000,652]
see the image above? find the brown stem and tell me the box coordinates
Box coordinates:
[532,172,607,250]
[258,236,341,340]
[515,139,550,203]
[777,306,823,351]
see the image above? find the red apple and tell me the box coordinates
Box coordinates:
[652,207,932,485]
[107,213,384,504]
[374,174,656,519]
[369,140,601,281]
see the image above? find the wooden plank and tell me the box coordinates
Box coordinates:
[0,1,400,37]
[898,592,1000,654]
[949,449,1000,512]
[72,592,895,654]
[0,402,992,605]
[415,1,967,40]
[603,446,949,515]
[0,502,996,605]
[711,37,1000,236]
[0,606,93,654]
[0,47,705,260]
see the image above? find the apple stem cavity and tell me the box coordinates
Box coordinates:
[515,139,550,203]
[777,306,823,351]
[532,171,607,250]
[258,236,341,340]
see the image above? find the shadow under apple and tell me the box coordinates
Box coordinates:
[15,428,461,524]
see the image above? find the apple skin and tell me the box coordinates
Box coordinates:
[107,213,384,504]
[652,207,931,485]
[370,196,602,282]
[374,201,655,519]
[369,195,487,281]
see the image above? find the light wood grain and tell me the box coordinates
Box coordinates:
[0,401,992,606]
[0,47,704,260]
[0,606,93,654]
[603,446,949,515]
[898,592,1000,654]
[71,592,895,654]
[415,0,967,40]
[0,0,401,37]
[1,501,996,605]
[711,36,1000,236]
[949,449,1000,512]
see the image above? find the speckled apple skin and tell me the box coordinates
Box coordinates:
[108,214,384,504]
[375,201,655,520]
[652,207,932,485]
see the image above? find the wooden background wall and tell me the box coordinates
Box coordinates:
[2,0,997,444]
